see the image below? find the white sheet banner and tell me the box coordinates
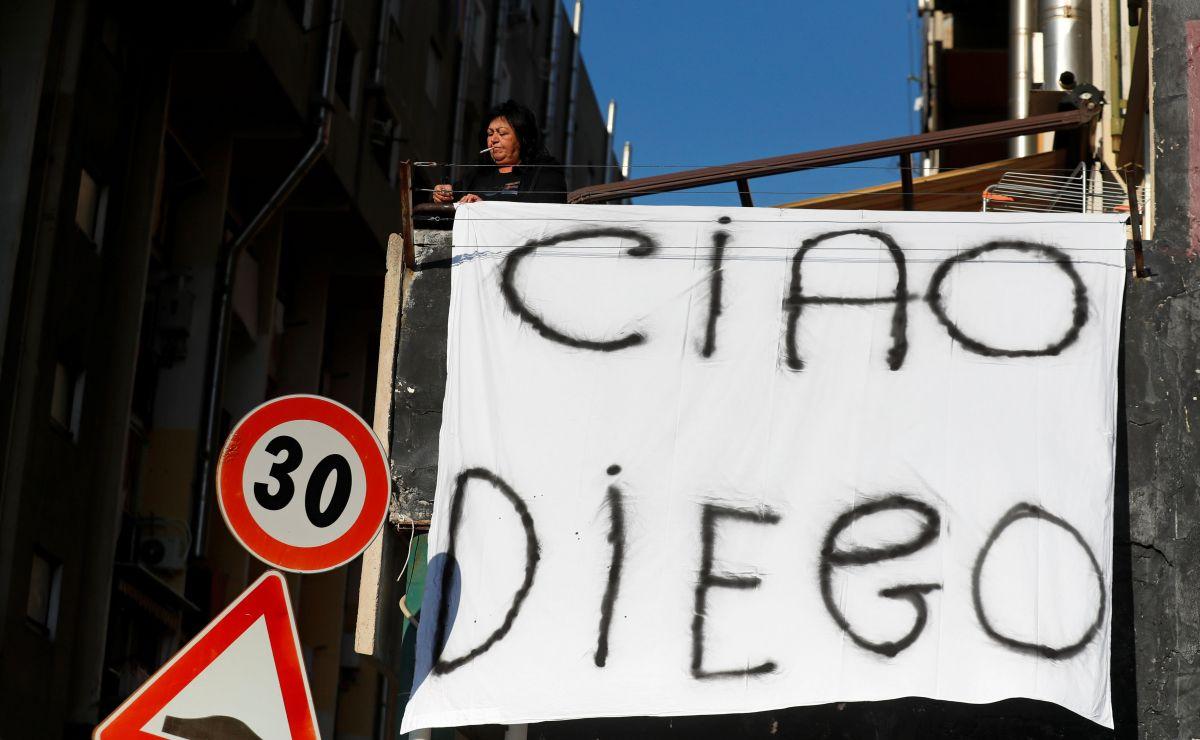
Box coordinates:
[401,203,1125,732]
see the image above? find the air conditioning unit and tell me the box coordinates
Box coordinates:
[136,518,191,573]
[156,273,196,334]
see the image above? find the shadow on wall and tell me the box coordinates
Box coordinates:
[412,553,461,696]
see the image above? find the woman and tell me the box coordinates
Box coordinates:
[432,100,567,205]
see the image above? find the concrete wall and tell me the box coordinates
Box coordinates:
[1124,1,1200,737]
[390,232,453,523]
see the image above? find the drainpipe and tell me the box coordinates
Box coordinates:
[190,0,343,558]
[1009,0,1036,157]
[1039,0,1092,91]
[373,0,390,86]
[563,0,582,187]
[450,5,476,183]
[603,99,616,183]
[543,4,563,156]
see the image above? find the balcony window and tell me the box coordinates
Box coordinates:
[75,168,108,250]
[50,361,85,440]
[425,44,441,104]
[26,550,62,639]
[335,28,361,117]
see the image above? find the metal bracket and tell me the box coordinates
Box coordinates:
[1124,164,1147,278]
[736,178,754,208]
[1066,83,1106,113]
[899,153,915,211]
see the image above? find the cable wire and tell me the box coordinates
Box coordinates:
[432,249,1127,269]
[417,187,1134,202]
[420,215,1130,225]
[416,161,1122,173]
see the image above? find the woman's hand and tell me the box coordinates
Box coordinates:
[458,194,482,204]
[432,184,454,204]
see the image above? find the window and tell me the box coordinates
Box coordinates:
[75,168,108,250]
[335,28,361,116]
[425,43,441,104]
[26,550,62,639]
[370,107,401,185]
[121,423,146,512]
[50,361,85,439]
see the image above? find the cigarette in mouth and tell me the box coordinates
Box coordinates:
[480,148,491,154]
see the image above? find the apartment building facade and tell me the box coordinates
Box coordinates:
[0,1,614,736]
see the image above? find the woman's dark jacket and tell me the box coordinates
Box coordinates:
[459,157,567,203]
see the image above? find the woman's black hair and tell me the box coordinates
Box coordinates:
[481,100,552,165]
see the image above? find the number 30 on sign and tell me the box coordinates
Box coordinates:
[217,395,390,573]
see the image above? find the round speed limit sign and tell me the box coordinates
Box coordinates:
[217,395,390,573]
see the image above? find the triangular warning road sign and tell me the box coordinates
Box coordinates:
[94,571,318,740]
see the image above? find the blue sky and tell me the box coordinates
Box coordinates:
[580,2,922,206]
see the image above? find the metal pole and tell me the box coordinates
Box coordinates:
[399,160,415,270]
[604,99,616,184]
[736,178,754,208]
[900,153,915,210]
[564,0,583,187]
[1125,164,1146,277]
[543,3,563,155]
[1009,0,1036,157]
[621,141,632,179]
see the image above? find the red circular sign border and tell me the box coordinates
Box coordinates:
[217,395,389,573]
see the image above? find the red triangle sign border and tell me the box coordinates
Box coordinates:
[94,570,318,739]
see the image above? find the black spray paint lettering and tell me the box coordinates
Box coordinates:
[432,467,540,675]
[786,229,911,371]
[433,469,1107,675]
[700,230,729,359]
[594,464,626,667]
[499,228,659,351]
[925,241,1089,358]
[692,503,781,679]
[971,502,1106,659]
[818,495,942,657]
[499,228,1090,366]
